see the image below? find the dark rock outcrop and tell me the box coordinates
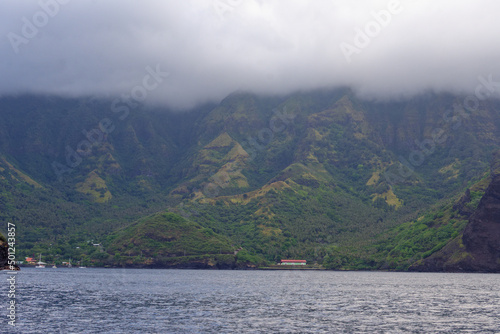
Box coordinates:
[460,159,500,271]
[452,188,474,217]
[410,151,500,272]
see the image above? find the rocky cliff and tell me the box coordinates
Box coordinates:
[410,151,500,272]
[460,151,500,271]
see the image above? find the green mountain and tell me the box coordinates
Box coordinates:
[0,91,499,270]
[106,211,265,268]
[409,150,500,272]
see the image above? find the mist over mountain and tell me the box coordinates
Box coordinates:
[0,89,499,271]
[1,1,499,271]
[3,4,500,334]
[2,0,500,109]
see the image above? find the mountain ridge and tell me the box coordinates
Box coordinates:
[0,91,499,270]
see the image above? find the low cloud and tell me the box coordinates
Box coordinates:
[1,0,500,109]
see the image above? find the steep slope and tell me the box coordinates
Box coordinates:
[461,152,500,271]
[1,91,500,269]
[410,151,500,272]
[171,92,500,266]
[369,173,488,271]
[0,96,210,261]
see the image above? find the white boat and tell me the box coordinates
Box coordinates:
[52,264,57,268]
[35,254,46,268]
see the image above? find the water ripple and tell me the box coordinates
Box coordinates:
[1,269,499,333]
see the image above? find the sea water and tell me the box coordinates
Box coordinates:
[1,268,499,333]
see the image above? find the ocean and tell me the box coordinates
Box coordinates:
[2,268,499,333]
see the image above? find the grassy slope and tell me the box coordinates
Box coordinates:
[172,93,498,269]
[106,211,266,268]
[1,92,500,268]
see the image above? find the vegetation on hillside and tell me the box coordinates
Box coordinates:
[1,92,499,268]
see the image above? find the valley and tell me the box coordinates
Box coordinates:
[1,90,499,271]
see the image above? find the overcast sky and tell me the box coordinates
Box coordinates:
[1,0,500,109]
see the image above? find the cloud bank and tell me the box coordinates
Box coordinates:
[1,0,500,109]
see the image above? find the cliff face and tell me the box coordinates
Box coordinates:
[410,151,500,272]
[460,154,500,271]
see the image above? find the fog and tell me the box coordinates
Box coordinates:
[1,0,500,109]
